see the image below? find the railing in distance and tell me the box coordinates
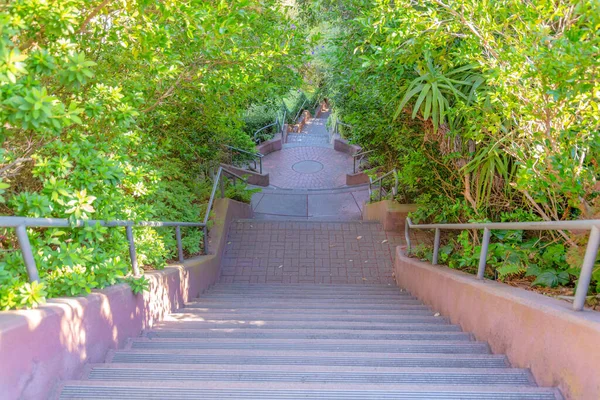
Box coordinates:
[353,149,375,174]
[3,166,247,284]
[224,145,264,174]
[405,217,600,312]
[368,168,398,202]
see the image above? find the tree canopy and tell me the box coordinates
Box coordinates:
[0,0,306,309]
[301,0,600,295]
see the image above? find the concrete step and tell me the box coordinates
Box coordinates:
[176,307,436,316]
[143,328,473,341]
[83,364,536,386]
[171,311,447,323]
[162,314,452,331]
[126,338,491,354]
[209,283,400,292]
[201,293,416,300]
[107,349,502,367]
[58,381,563,399]
[184,302,428,311]
[153,320,459,332]
[193,298,422,306]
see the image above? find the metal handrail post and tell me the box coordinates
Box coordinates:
[573,226,600,311]
[259,157,263,175]
[219,174,225,198]
[477,228,491,280]
[432,228,441,265]
[126,225,140,276]
[175,226,184,262]
[202,225,208,255]
[405,218,412,254]
[16,225,39,283]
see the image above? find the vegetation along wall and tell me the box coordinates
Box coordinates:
[299,0,600,306]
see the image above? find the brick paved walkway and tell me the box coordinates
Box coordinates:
[220,220,403,285]
[262,146,352,189]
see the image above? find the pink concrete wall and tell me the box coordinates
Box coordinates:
[333,137,361,155]
[0,198,251,400]
[346,172,370,186]
[363,200,417,232]
[394,250,600,400]
[220,163,269,187]
[256,133,282,155]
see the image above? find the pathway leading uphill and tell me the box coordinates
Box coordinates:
[254,111,370,220]
[57,108,562,399]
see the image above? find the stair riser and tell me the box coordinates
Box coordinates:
[59,385,561,400]
[178,309,435,316]
[128,342,489,354]
[185,304,428,310]
[201,295,416,300]
[144,331,473,341]
[172,313,448,324]
[85,370,535,386]
[193,299,421,306]
[108,355,506,368]
[153,323,459,332]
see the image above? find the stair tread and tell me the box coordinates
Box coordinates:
[86,363,518,373]
[59,381,562,400]
[83,364,536,385]
[184,304,430,310]
[126,338,490,354]
[143,328,473,341]
[152,321,459,331]
[108,349,502,366]
[175,308,436,316]
[172,311,445,321]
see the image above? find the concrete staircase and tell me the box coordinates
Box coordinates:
[58,283,562,399]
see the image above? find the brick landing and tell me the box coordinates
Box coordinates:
[220,220,403,285]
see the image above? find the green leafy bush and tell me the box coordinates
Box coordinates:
[300,0,600,297]
[0,0,305,309]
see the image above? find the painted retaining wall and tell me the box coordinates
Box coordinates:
[220,163,269,187]
[256,132,283,155]
[394,250,600,400]
[346,171,370,186]
[0,198,251,400]
[363,200,418,232]
[333,136,361,155]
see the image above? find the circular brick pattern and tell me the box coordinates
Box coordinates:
[262,147,353,189]
[292,160,324,174]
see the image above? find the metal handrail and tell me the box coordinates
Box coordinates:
[353,150,375,174]
[252,122,279,144]
[368,168,398,202]
[293,97,309,123]
[331,117,352,140]
[405,217,600,311]
[3,166,245,284]
[225,145,264,174]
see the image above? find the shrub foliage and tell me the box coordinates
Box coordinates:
[0,0,305,309]
[300,0,600,296]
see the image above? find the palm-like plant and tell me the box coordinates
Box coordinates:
[394,59,481,131]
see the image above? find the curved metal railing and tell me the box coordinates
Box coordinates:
[368,168,398,202]
[225,145,264,174]
[1,166,247,282]
[405,217,600,311]
[353,149,375,174]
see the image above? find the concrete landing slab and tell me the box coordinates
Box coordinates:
[251,188,369,220]
[253,193,307,217]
